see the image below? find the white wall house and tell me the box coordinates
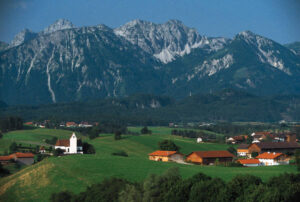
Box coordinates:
[256,152,288,166]
[197,137,203,143]
[55,133,83,154]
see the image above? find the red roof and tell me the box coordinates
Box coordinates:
[13,152,35,158]
[24,122,34,125]
[238,159,260,164]
[55,139,70,147]
[256,152,283,159]
[189,150,235,158]
[66,122,77,126]
[0,155,12,161]
[148,150,178,157]
[0,153,34,160]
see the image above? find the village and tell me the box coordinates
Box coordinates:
[1,127,300,170]
[148,131,300,167]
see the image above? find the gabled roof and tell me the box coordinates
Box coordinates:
[148,150,178,157]
[238,159,260,164]
[14,152,35,158]
[0,152,35,160]
[55,139,70,147]
[55,139,82,147]
[237,144,249,149]
[188,150,235,158]
[252,142,300,149]
[256,152,283,159]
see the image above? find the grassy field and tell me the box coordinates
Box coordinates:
[0,128,86,154]
[0,127,297,202]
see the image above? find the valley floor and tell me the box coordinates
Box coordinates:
[0,127,297,202]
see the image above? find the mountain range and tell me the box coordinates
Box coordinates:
[1,19,300,105]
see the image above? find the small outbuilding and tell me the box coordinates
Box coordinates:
[238,159,261,167]
[148,150,184,162]
[186,150,234,165]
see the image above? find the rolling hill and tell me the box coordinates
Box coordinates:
[0,127,297,202]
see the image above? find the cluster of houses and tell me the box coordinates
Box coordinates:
[149,132,300,166]
[24,121,96,128]
[226,132,297,144]
[148,150,234,165]
[0,132,83,167]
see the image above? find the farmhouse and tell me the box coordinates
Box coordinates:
[238,159,261,167]
[66,122,77,127]
[148,150,184,162]
[248,142,300,155]
[186,150,234,165]
[55,133,83,154]
[256,152,288,166]
[237,144,250,157]
[0,152,35,165]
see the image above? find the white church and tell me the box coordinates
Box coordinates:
[55,133,83,154]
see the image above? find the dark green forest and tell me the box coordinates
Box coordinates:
[1,89,300,125]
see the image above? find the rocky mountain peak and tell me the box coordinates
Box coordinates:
[10,29,37,47]
[43,19,75,34]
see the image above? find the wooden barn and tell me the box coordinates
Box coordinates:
[186,150,234,165]
[148,150,184,162]
[248,142,300,155]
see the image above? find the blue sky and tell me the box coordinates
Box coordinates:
[0,0,299,44]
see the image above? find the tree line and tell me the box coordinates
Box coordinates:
[50,168,300,202]
[0,116,23,133]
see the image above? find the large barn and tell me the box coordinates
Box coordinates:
[186,150,234,165]
[248,142,300,155]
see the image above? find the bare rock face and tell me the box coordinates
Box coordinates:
[10,29,38,47]
[1,19,300,105]
[43,19,75,34]
[114,19,228,63]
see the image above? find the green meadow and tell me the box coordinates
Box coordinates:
[0,127,297,202]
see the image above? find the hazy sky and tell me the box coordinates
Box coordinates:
[0,0,299,44]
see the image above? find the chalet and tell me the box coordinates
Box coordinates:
[186,150,234,165]
[238,159,261,167]
[248,142,300,155]
[66,122,77,128]
[0,153,35,165]
[148,150,184,162]
[55,133,83,154]
[237,144,250,157]
[256,152,289,166]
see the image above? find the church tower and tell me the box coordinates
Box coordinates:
[69,132,77,153]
